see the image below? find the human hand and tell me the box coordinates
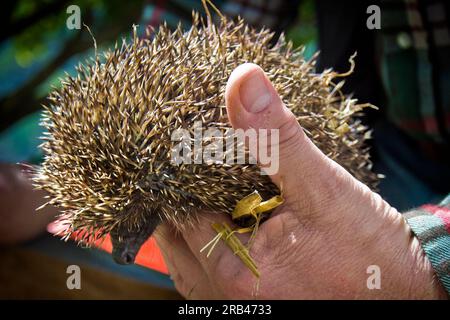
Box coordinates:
[155,63,446,299]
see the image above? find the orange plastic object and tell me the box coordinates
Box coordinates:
[47,221,168,274]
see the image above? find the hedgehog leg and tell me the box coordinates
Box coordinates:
[110,215,160,265]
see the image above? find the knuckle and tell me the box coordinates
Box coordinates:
[278,112,305,149]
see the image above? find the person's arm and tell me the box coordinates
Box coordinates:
[404,195,450,297]
[0,163,57,245]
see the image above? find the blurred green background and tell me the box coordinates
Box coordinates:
[0,0,317,164]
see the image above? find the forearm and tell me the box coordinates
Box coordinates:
[0,163,57,245]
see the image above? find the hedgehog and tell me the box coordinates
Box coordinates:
[33,10,378,266]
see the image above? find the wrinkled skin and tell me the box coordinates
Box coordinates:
[154,63,447,299]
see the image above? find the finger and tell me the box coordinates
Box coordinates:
[154,223,217,299]
[225,63,355,203]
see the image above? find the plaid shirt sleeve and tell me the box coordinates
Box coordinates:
[404,194,450,296]
[380,0,450,151]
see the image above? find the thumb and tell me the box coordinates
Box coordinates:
[225,63,353,202]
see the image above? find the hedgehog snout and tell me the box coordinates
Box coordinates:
[110,214,161,265]
[113,248,138,265]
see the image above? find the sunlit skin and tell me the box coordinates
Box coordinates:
[154,63,447,299]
